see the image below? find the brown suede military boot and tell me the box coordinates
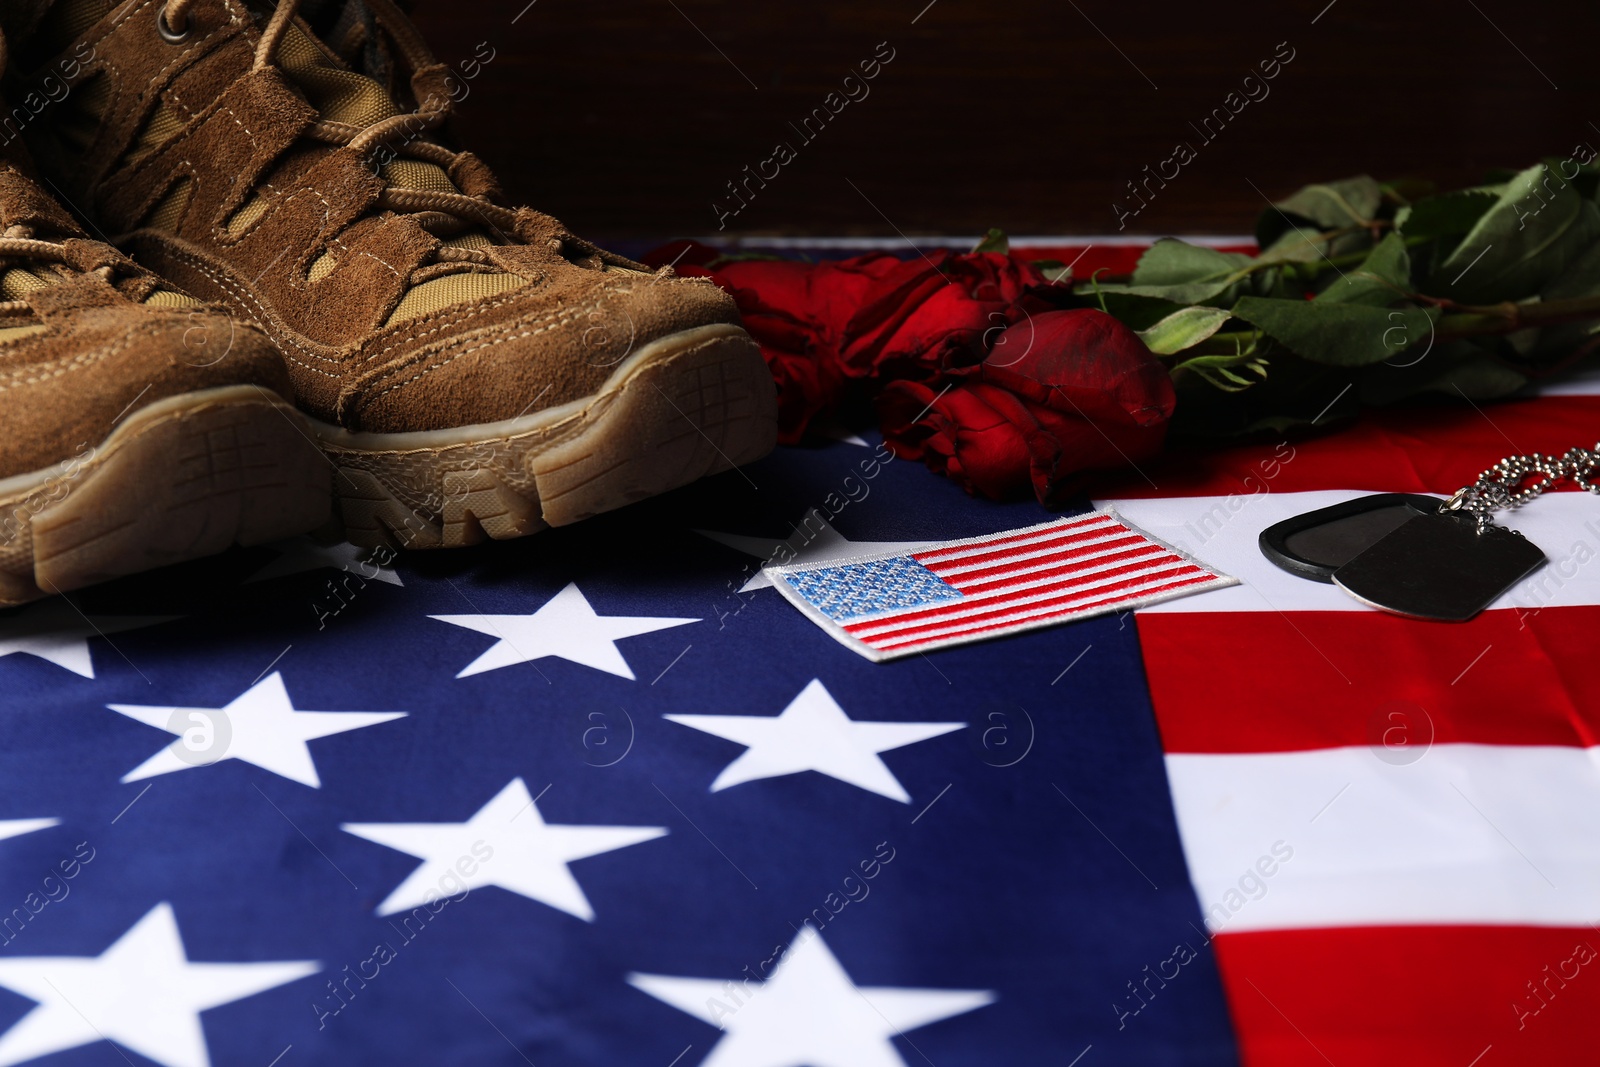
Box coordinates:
[9,0,777,550]
[0,153,330,605]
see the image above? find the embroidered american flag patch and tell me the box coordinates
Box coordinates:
[766,509,1237,661]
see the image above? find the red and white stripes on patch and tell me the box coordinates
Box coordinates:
[843,512,1229,656]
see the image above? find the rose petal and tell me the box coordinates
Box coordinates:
[983,309,1175,428]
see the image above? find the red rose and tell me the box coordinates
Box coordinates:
[983,308,1175,431]
[638,243,1052,445]
[711,256,894,443]
[876,379,1040,499]
[839,250,1046,382]
[718,254,898,354]
[877,309,1175,505]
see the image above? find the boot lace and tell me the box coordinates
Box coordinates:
[158,0,600,277]
[0,224,136,316]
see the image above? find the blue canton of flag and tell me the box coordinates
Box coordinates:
[782,556,965,621]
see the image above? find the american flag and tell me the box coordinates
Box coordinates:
[766,511,1236,660]
[0,238,1593,1067]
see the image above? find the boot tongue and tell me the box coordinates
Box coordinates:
[273,15,398,128]
[273,18,471,207]
[269,16,522,322]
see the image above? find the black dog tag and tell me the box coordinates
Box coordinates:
[1332,511,1547,621]
[1259,494,1443,583]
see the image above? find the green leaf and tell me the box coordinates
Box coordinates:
[1254,227,1356,266]
[971,228,1009,254]
[1171,350,1269,392]
[1529,241,1600,354]
[1541,237,1600,300]
[1316,232,1412,306]
[1132,238,1253,285]
[1135,306,1233,355]
[1256,176,1383,248]
[1231,296,1440,366]
[1396,186,1502,242]
[1436,162,1600,302]
[1085,239,1253,304]
[1358,340,1528,406]
[1095,291,1189,330]
[1168,358,1353,437]
[1427,357,1529,399]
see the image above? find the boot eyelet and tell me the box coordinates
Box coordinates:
[156,3,191,43]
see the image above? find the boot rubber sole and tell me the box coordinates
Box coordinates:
[312,323,778,550]
[0,385,334,607]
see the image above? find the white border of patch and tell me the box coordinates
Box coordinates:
[764,507,1238,662]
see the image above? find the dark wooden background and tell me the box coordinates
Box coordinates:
[413,0,1595,241]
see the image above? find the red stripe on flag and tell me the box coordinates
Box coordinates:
[946,544,1168,597]
[1138,606,1600,754]
[857,568,1216,650]
[1214,926,1600,1066]
[850,556,1203,640]
[867,572,1220,652]
[1095,395,1600,501]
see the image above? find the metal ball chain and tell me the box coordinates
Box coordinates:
[1443,442,1600,532]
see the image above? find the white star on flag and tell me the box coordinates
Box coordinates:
[628,931,995,1067]
[0,902,317,1067]
[813,423,870,446]
[0,819,57,845]
[666,679,964,803]
[431,582,696,680]
[699,510,929,592]
[0,601,175,678]
[244,537,403,586]
[342,777,667,920]
[107,672,406,787]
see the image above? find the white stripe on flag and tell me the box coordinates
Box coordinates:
[1529,364,1600,396]
[1102,490,1600,613]
[1167,743,1600,931]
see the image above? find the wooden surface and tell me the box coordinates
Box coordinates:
[413,0,1595,240]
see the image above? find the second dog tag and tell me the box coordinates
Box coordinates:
[1332,511,1547,621]
[1259,493,1442,582]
